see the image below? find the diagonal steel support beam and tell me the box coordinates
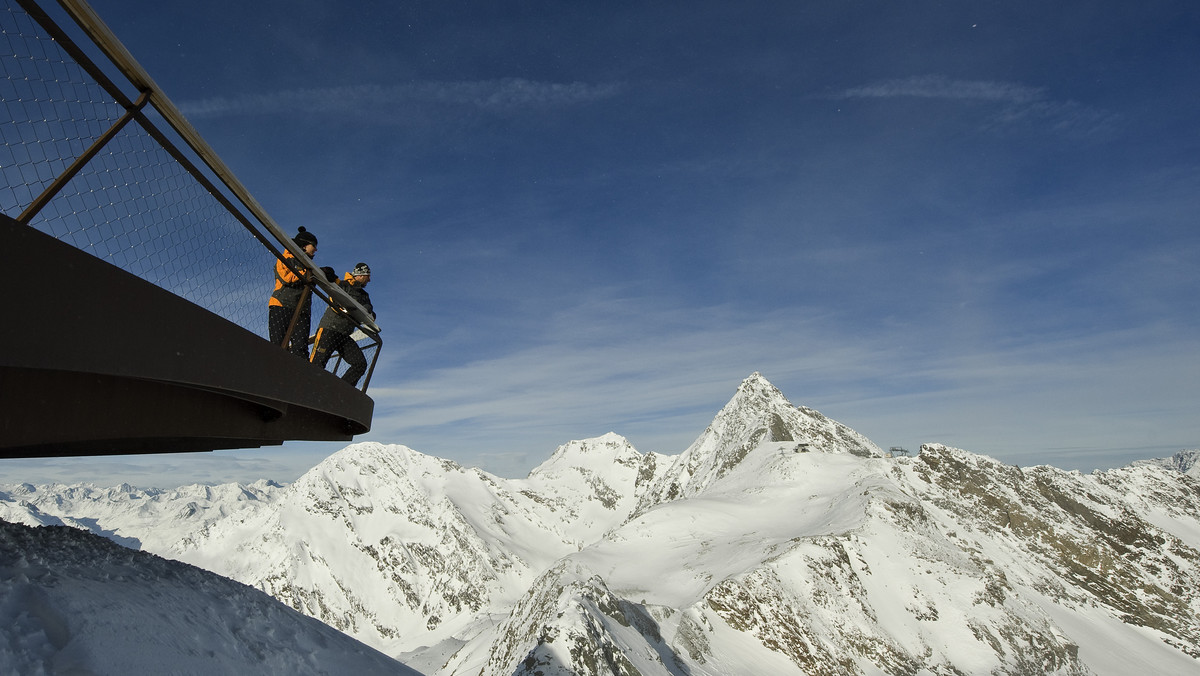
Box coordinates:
[17,90,150,225]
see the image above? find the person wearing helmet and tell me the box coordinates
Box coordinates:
[310,262,376,387]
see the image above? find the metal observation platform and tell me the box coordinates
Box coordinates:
[1,0,382,457]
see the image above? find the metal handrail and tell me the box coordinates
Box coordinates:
[50,0,380,335]
[11,0,384,394]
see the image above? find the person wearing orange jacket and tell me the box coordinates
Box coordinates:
[311,262,375,387]
[268,227,319,358]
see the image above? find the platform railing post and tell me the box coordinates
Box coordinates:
[281,285,312,350]
[360,333,383,392]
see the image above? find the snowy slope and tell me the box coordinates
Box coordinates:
[0,520,419,675]
[3,372,1198,676]
[154,433,672,666]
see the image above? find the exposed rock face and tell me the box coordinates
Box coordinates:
[906,444,1200,658]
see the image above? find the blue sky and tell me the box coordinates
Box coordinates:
[6,0,1200,487]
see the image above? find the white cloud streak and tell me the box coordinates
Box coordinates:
[830,74,1119,138]
[834,75,1045,103]
[178,79,622,119]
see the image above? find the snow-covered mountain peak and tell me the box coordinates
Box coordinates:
[729,370,786,404]
[529,433,644,477]
[635,373,882,511]
[310,440,465,477]
[1133,449,1200,478]
[708,372,880,457]
[8,373,1200,675]
[520,433,671,544]
[702,371,795,430]
[288,441,486,513]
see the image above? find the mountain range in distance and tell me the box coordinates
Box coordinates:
[3,372,1199,675]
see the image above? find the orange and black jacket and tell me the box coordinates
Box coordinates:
[269,250,309,309]
[316,273,375,334]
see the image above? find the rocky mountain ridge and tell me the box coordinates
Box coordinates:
[1133,448,1200,478]
[3,372,1199,675]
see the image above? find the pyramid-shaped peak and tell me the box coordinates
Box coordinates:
[634,373,882,511]
[717,373,879,458]
[701,374,792,462]
[731,371,791,405]
[743,371,773,387]
[709,372,803,432]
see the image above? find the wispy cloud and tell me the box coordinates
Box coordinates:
[987,98,1120,137]
[833,75,1045,104]
[178,79,623,119]
[829,74,1119,138]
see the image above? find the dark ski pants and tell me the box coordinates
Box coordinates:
[310,327,367,387]
[269,304,312,359]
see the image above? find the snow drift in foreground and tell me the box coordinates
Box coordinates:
[3,372,1200,675]
[0,520,419,675]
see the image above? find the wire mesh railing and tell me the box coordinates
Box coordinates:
[1,0,381,390]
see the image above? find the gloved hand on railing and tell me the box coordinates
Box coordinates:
[320,266,337,282]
